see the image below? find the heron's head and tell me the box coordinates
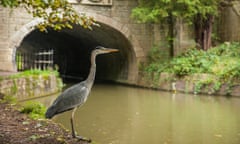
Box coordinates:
[94,46,119,55]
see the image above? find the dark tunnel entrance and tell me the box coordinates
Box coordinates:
[17,23,134,82]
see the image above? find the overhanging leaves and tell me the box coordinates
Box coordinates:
[1,0,97,31]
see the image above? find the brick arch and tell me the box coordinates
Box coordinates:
[9,18,43,71]
[9,13,145,60]
[9,13,143,83]
[9,18,43,51]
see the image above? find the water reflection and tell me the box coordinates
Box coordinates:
[29,83,240,144]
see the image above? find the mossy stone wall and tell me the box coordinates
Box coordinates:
[138,72,240,97]
[0,74,62,100]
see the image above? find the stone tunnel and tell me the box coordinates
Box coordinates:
[17,22,137,83]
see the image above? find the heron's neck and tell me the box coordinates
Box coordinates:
[86,53,97,87]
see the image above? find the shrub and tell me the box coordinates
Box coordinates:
[143,42,240,81]
[20,102,47,120]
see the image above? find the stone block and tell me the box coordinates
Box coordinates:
[0,42,9,49]
[216,84,229,96]
[158,82,171,91]
[175,81,187,92]
[0,62,14,71]
[80,0,112,6]
[231,85,240,97]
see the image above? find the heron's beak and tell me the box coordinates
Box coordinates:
[105,48,119,53]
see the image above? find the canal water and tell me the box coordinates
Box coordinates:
[33,83,240,144]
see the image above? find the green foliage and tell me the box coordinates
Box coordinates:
[142,42,171,74]
[0,95,17,104]
[132,0,221,23]
[29,134,41,141]
[143,42,240,82]
[9,69,60,79]
[165,49,217,75]
[194,76,222,94]
[0,0,97,31]
[132,0,223,50]
[142,42,240,94]
[169,42,239,79]
[20,101,47,119]
[0,0,18,7]
[147,42,170,62]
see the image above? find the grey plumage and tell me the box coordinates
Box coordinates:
[45,82,89,118]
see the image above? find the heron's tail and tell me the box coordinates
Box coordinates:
[45,105,57,119]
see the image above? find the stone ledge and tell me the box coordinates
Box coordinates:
[138,72,240,97]
[0,74,62,100]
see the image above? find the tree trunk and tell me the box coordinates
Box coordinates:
[168,14,174,56]
[206,15,214,50]
[194,15,214,50]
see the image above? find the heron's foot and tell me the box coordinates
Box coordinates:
[73,135,92,143]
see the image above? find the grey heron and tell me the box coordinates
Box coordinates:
[45,46,119,142]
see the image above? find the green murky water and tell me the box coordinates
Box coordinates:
[34,83,240,144]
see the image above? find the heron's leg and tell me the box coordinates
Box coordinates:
[71,107,78,138]
[70,107,91,143]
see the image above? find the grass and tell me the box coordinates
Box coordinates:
[0,95,17,104]
[8,69,60,79]
[20,101,47,120]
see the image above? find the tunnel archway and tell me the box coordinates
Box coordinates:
[17,22,136,82]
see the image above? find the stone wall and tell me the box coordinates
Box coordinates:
[138,73,240,97]
[218,1,240,42]
[0,74,62,100]
[0,6,33,71]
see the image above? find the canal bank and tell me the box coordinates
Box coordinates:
[138,72,240,97]
[0,99,89,144]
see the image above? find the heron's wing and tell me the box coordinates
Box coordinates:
[51,81,90,114]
